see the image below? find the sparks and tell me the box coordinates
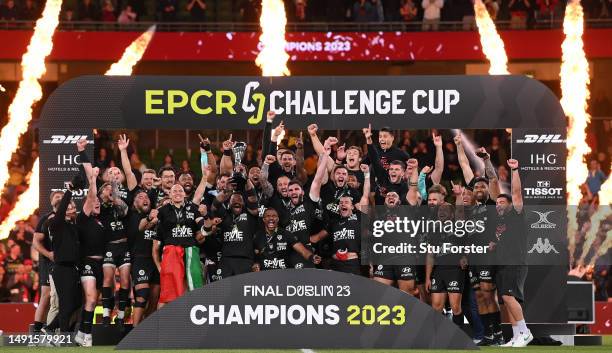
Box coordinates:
[0,159,39,239]
[474,0,509,75]
[255,0,290,76]
[0,0,61,191]
[105,25,156,75]
[561,0,591,263]
[0,24,153,239]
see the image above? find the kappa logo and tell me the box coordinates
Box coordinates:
[85,265,91,270]
[516,134,566,144]
[277,235,282,240]
[139,270,145,276]
[448,281,458,287]
[528,238,559,254]
[106,252,112,257]
[377,265,383,270]
[531,211,556,229]
[43,135,94,144]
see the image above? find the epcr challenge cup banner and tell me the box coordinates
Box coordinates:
[117,270,476,350]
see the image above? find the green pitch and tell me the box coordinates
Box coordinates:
[1,336,611,353]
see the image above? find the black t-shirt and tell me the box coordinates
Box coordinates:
[363,145,410,171]
[374,180,408,206]
[155,202,201,247]
[320,183,361,219]
[495,208,527,265]
[99,203,127,242]
[36,212,54,253]
[426,229,464,267]
[217,211,259,259]
[328,211,362,254]
[263,193,292,228]
[468,199,497,246]
[127,210,155,258]
[76,212,106,257]
[148,187,169,209]
[254,229,299,270]
[285,196,322,246]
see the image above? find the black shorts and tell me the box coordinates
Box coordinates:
[219,257,253,279]
[39,257,53,287]
[80,257,103,288]
[496,265,527,303]
[469,265,496,288]
[332,259,362,275]
[289,252,316,269]
[103,242,131,268]
[205,260,222,283]
[373,265,416,281]
[131,256,160,285]
[430,266,465,294]
[415,265,426,285]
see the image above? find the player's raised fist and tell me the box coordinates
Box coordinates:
[507,159,519,170]
[307,124,318,136]
[266,110,276,122]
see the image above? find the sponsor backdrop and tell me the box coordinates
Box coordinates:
[38,75,568,331]
[117,269,476,349]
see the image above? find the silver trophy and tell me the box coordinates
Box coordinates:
[231,141,247,190]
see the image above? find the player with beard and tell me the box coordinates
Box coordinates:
[74,168,106,346]
[262,168,292,228]
[127,190,160,326]
[455,133,503,345]
[153,184,206,307]
[249,164,274,215]
[307,124,365,186]
[31,191,64,335]
[425,195,468,329]
[492,159,532,347]
[98,178,131,327]
[372,189,421,294]
[313,163,371,275]
[253,208,321,271]
[209,166,259,278]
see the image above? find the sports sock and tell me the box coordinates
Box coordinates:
[452,313,464,326]
[480,313,492,337]
[33,321,44,332]
[512,325,519,339]
[102,287,113,317]
[492,310,502,335]
[117,288,130,320]
[516,319,528,334]
[80,309,94,334]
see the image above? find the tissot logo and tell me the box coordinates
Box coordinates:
[524,180,563,199]
[516,134,566,144]
[42,135,94,144]
[527,238,559,254]
[531,211,556,229]
[537,180,551,187]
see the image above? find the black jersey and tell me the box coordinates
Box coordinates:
[218,211,259,259]
[495,208,527,265]
[254,230,299,270]
[285,196,322,246]
[374,181,408,206]
[127,210,155,258]
[263,194,292,228]
[363,145,409,171]
[99,203,127,242]
[148,187,169,209]
[426,229,464,267]
[48,191,79,264]
[155,202,201,247]
[468,199,497,246]
[76,212,106,257]
[36,212,54,253]
[328,211,362,254]
[320,183,360,219]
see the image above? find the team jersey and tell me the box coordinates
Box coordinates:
[320,183,360,219]
[126,209,156,258]
[76,212,106,257]
[262,194,292,228]
[217,211,259,259]
[99,203,127,242]
[254,230,299,270]
[285,196,322,246]
[155,202,201,248]
[328,211,363,254]
[374,181,408,206]
[36,212,54,253]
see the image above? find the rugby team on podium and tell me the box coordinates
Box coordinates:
[31,112,532,347]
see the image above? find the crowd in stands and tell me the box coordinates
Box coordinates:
[0,0,611,28]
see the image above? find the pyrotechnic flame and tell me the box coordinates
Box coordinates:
[105,26,156,75]
[0,0,61,191]
[0,24,153,239]
[561,0,591,262]
[580,170,612,265]
[0,159,39,238]
[474,0,509,75]
[255,0,290,76]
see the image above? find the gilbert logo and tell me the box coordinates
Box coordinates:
[43,135,94,144]
[516,134,566,144]
[528,238,559,254]
[531,211,556,229]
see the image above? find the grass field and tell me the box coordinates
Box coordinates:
[1,336,611,353]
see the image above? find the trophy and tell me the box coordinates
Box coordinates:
[231,141,247,191]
